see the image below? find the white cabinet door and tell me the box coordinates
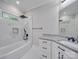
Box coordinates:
[64,49,78,59]
[58,46,65,59]
[52,42,59,59]
[57,45,78,59]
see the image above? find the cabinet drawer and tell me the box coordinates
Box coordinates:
[40,52,51,59]
[40,40,51,52]
[40,39,51,46]
[40,45,51,53]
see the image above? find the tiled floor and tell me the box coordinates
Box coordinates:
[21,46,40,59]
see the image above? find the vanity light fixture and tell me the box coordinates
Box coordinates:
[16,0,20,5]
[64,12,66,15]
[61,0,66,3]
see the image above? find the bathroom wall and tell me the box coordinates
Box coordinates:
[59,14,78,39]
[0,0,22,16]
[0,18,28,47]
[25,2,59,46]
[0,1,28,47]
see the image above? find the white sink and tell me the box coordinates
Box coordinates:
[59,41,78,51]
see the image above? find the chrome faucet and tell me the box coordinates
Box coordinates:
[68,37,78,44]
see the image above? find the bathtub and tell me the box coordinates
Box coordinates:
[0,40,32,59]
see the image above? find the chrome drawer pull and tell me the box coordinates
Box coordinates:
[42,55,47,58]
[58,46,65,51]
[42,41,47,43]
[42,47,47,49]
[58,52,60,59]
[61,55,64,59]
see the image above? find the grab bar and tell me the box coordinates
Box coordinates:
[32,27,43,30]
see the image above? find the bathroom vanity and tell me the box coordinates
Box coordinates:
[39,35,78,59]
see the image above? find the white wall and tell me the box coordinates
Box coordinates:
[0,17,32,47]
[59,14,78,39]
[25,2,59,46]
[0,0,22,16]
[0,1,27,47]
[74,15,78,38]
[0,0,33,48]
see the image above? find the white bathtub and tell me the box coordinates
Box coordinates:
[0,40,32,59]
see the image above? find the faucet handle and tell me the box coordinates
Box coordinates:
[68,37,75,42]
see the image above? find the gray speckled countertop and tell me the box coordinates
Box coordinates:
[39,35,78,53]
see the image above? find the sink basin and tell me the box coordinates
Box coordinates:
[59,41,78,51]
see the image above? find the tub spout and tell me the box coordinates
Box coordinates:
[24,34,28,40]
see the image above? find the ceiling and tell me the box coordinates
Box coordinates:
[60,0,78,17]
[3,0,58,13]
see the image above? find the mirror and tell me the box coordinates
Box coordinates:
[59,0,78,39]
